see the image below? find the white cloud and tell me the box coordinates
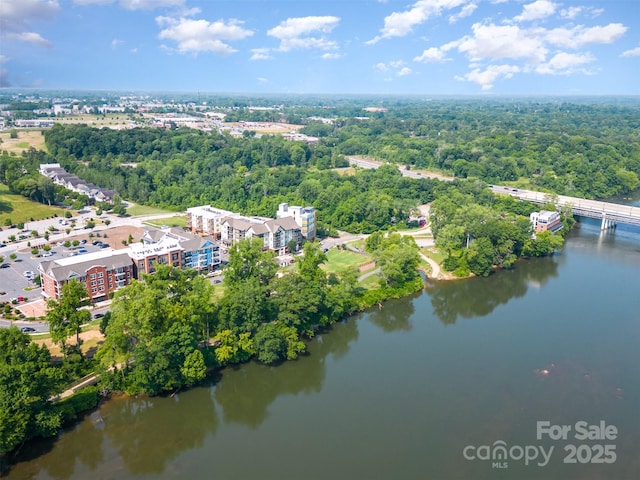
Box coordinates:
[367,0,469,44]
[457,64,520,89]
[413,47,447,63]
[321,52,342,60]
[544,23,627,49]
[111,38,123,48]
[458,23,548,63]
[5,31,52,47]
[0,0,58,46]
[513,0,558,23]
[449,3,477,24]
[250,48,273,61]
[257,77,269,84]
[621,47,640,57]
[535,51,594,74]
[267,16,340,52]
[375,60,412,77]
[560,6,582,19]
[121,0,184,9]
[73,0,113,5]
[157,16,253,55]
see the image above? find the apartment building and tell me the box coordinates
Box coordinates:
[530,210,563,234]
[39,250,134,302]
[186,205,234,238]
[220,216,302,255]
[130,227,221,276]
[276,203,316,241]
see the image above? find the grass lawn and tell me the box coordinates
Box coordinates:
[322,248,373,275]
[421,247,446,264]
[126,203,178,216]
[211,282,225,301]
[0,130,47,153]
[359,273,382,289]
[144,216,187,228]
[0,184,68,225]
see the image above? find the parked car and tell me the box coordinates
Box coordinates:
[23,270,35,278]
[99,243,109,248]
[93,313,105,319]
[20,327,36,333]
[80,240,87,245]
[92,240,102,245]
[78,248,87,253]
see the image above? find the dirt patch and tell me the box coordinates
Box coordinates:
[69,225,145,249]
[35,328,105,359]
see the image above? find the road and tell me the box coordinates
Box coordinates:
[347,156,454,181]
[489,186,640,224]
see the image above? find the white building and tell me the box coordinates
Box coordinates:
[530,210,563,234]
[276,203,316,241]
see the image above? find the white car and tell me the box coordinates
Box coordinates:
[23,270,35,278]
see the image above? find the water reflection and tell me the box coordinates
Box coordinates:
[367,292,418,332]
[429,257,560,324]
[214,318,358,428]
[5,319,360,479]
[100,387,218,476]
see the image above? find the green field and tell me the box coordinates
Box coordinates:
[144,216,187,228]
[322,248,374,275]
[0,184,67,225]
[126,204,179,216]
[421,247,446,264]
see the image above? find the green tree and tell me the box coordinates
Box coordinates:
[466,237,495,277]
[46,280,91,356]
[0,327,61,456]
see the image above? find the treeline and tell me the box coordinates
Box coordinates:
[0,327,99,460]
[430,182,574,277]
[1,236,422,458]
[96,237,422,395]
[317,100,640,198]
[44,125,436,233]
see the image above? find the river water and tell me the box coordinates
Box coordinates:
[4,218,640,480]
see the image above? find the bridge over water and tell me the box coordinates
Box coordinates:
[347,157,640,231]
[490,186,640,230]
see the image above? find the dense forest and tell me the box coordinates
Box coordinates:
[40,99,640,205]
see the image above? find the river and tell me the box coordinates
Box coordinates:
[4,218,640,480]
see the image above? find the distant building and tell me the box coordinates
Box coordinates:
[220,216,302,255]
[39,163,117,203]
[276,203,316,241]
[186,205,234,238]
[39,250,134,302]
[186,203,313,254]
[130,227,221,276]
[530,210,563,233]
[14,119,55,128]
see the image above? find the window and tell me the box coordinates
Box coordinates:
[91,281,96,286]
[98,279,104,285]
[91,287,97,293]
[90,273,96,280]
[98,272,104,278]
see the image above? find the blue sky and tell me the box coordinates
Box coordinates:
[1,0,639,95]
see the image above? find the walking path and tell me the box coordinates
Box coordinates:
[420,252,442,279]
